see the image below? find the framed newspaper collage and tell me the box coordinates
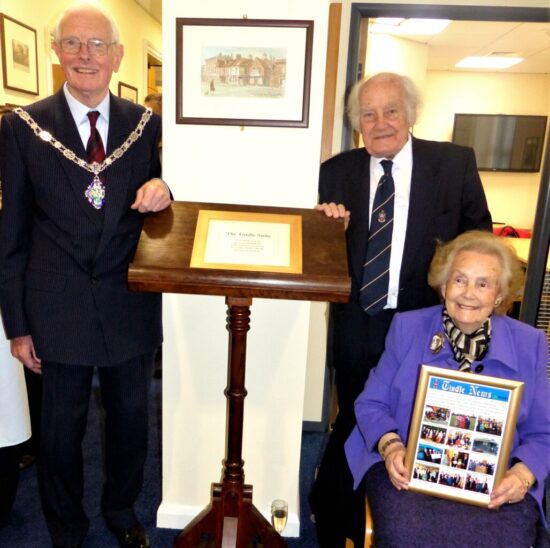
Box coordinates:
[405,366,523,507]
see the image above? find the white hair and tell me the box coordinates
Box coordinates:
[346,72,421,132]
[54,2,121,44]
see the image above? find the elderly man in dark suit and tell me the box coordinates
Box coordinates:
[311,72,493,547]
[0,4,170,547]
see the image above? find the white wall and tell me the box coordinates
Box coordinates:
[365,32,428,91]
[160,0,330,535]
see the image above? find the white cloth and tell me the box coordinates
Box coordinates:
[0,335,31,447]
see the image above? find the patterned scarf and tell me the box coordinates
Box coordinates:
[442,308,491,372]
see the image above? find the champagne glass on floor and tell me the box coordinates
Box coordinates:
[271,499,288,534]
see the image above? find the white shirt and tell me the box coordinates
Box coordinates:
[62,82,110,150]
[368,136,413,309]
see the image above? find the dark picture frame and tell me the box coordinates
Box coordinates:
[0,14,39,95]
[176,18,314,128]
[405,366,523,507]
[118,81,138,103]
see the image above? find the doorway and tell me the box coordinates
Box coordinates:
[147,51,162,98]
[343,3,550,353]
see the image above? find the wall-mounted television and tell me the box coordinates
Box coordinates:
[452,114,547,172]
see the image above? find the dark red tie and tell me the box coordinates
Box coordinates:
[86,111,105,164]
[85,111,106,211]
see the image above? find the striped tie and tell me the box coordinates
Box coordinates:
[359,159,395,315]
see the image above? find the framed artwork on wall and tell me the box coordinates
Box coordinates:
[0,14,39,95]
[118,81,138,103]
[176,17,314,128]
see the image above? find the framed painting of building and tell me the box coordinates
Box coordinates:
[176,18,314,128]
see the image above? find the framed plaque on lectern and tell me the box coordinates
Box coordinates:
[190,209,302,273]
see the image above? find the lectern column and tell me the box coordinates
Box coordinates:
[173,297,286,548]
[223,297,250,489]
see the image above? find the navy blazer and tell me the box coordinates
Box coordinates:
[0,90,163,365]
[319,138,493,378]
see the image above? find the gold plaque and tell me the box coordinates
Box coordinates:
[190,209,302,274]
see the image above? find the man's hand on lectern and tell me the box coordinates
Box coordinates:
[314,202,350,230]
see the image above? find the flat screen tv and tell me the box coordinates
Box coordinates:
[452,114,547,172]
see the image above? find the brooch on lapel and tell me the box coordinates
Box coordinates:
[430,332,444,354]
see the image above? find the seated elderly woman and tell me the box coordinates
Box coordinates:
[345,230,550,546]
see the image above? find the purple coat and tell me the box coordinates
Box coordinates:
[345,305,550,512]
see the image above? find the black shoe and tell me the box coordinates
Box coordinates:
[18,454,36,470]
[108,523,150,548]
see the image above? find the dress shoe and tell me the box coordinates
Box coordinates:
[18,453,37,470]
[108,522,150,548]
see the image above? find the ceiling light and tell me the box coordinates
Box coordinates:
[399,18,451,35]
[455,56,523,69]
[371,18,450,36]
[373,18,405,27]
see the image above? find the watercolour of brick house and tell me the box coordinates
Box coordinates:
[202,52,286,89]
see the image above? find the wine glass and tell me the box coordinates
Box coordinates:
[271,499,288,534]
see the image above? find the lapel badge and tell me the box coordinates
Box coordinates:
[430,332,444,354]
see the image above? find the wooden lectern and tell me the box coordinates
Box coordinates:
[128,201,350,547]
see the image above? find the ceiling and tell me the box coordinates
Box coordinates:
[132,2,550,74]
[373,19,550,74]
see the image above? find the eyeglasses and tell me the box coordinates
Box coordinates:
[58,37,115,56]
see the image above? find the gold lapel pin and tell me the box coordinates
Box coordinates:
[430,332,444,354]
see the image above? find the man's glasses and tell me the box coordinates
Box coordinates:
[57,37,115,56]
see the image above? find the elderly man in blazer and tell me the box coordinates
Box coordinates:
[311,72,493,547]
[0,4,170,547]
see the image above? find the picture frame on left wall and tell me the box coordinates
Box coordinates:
[0,14,39,95]
[118,81,138,103]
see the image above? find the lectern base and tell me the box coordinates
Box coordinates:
[173,482,287,548]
